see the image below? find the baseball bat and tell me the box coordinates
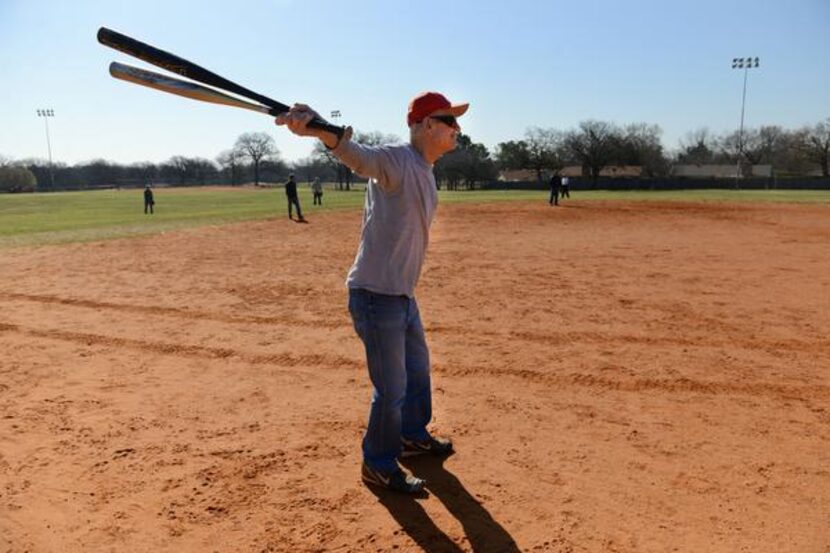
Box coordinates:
[98,27,344,138]
[110,62,273,116]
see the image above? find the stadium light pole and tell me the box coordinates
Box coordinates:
[731,57,760,182]
[330,110,343,189]
[36,108,56,188]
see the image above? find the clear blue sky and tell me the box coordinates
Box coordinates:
[1,0,828,166]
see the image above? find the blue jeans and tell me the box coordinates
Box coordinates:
[348,288,432,473]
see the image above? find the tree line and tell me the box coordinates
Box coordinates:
[490,118,830,186]
[0,131,395,192]
[1,133,292,193]
[428,117,829,190]
[1,117,828,193]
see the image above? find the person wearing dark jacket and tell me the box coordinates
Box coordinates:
[549,175,559,206]
[285,174,305,221]
[144,184,155,214]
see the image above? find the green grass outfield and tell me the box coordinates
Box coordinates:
[1,186,828,248]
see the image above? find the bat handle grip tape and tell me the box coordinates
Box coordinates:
[307,119,345,138]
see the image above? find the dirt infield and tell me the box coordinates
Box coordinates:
[1,200,828,552]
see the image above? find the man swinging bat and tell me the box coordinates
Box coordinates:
[277,92,468,494]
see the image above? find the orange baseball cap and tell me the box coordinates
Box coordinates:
[407,91,469,126]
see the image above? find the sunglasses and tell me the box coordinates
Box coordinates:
[429,114,458,128]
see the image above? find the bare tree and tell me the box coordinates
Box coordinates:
[739,127,770,165]
[617,123,667,177]
[677,128,716,164]
[565,120,621,185]
[757,126,786,165]
[235,132,279,186]
[771,129,813,175]
[130,161,158,185]
[524,127,566,183]
[164,156,191,185]
[190,158,219,185]
[494,128,565,183]
[216,147,246,185]
[798,118,830,176]
[717,130,743,163]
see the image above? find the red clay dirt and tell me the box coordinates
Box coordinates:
[1,199,828,552]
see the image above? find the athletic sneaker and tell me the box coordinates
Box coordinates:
[400,436,454,458]
[361,463,426,494]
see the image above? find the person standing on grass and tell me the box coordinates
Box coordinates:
[276,91,467,494]
[311,177,323,206]
[560,175,570,199]
[285,174,305,221]
[143,184,155,214]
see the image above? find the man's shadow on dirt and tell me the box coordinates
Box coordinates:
[366,454,520,552]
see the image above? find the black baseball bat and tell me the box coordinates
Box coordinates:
[97,27,344,137]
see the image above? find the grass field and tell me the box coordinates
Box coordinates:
[1,186,829,248]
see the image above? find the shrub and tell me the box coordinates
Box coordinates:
[0,166,38,193]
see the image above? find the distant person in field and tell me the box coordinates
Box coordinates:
[285,174,305,221]
[560,175,570,199]
[276,91,466,494]
[311,177,323,206]
[549,174,559,206]
[143,184,155,214]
